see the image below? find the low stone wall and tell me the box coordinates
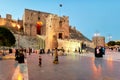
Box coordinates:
[58,39,82,52]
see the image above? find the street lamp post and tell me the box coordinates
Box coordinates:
[108,35,112,42]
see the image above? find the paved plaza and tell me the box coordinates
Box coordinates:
[0,52,120,80]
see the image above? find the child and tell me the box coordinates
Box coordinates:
[39,56,42,67]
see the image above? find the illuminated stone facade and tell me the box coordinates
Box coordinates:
[0,9,93,52]
[45,14,70,50]
[23,9,70,51]
[0,14,21,33]
[23,9,69,38]
[23,9,48,36]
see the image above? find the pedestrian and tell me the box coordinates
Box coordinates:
[51,49,54,56]
[39,48,42,54]
[29,48,32,55]
[99,47,103,57]
[101,47,105,55]
[9,48,12,54]
[78,47,81,54]
[18,50,25,63]
[15,49,19,61]
[39,56,42,67]
[53,48,59,64]
[47,49,50,54]
[95,46,99,57]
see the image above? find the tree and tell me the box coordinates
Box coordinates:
[107,41,115,46]
[0,27,16,47]
[116,41,120,46]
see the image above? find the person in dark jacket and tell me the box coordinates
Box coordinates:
[18,50,25,63]
[99,47,103,57]
[94,47,98,57]
[95,46,103,58]
[9,48,12,54]
[15,49,19,61]
[101,47,105,55]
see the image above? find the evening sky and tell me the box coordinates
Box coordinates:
[0,0,120,42]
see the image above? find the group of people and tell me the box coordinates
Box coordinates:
[39,48,45,54]
[95,46,105,58]
[38,48,59,67]
[14,47,61,66]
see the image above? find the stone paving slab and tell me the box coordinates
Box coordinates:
[27,53,120,80]
[12,60,28,80]
[1,52,120,80]
[0,60,16,80]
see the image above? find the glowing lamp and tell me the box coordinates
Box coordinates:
[36,21,43,28]
[36,21,43,34]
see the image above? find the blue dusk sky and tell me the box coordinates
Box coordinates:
[0,0,120,42]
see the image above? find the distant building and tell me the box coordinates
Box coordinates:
[92,36,105,47]
[6,14,12,20]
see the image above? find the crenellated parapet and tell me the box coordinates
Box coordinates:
[0,14,22,33]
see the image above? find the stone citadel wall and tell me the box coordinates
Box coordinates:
[0,9,94,52]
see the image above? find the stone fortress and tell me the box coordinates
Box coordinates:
[0,8,105,53]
